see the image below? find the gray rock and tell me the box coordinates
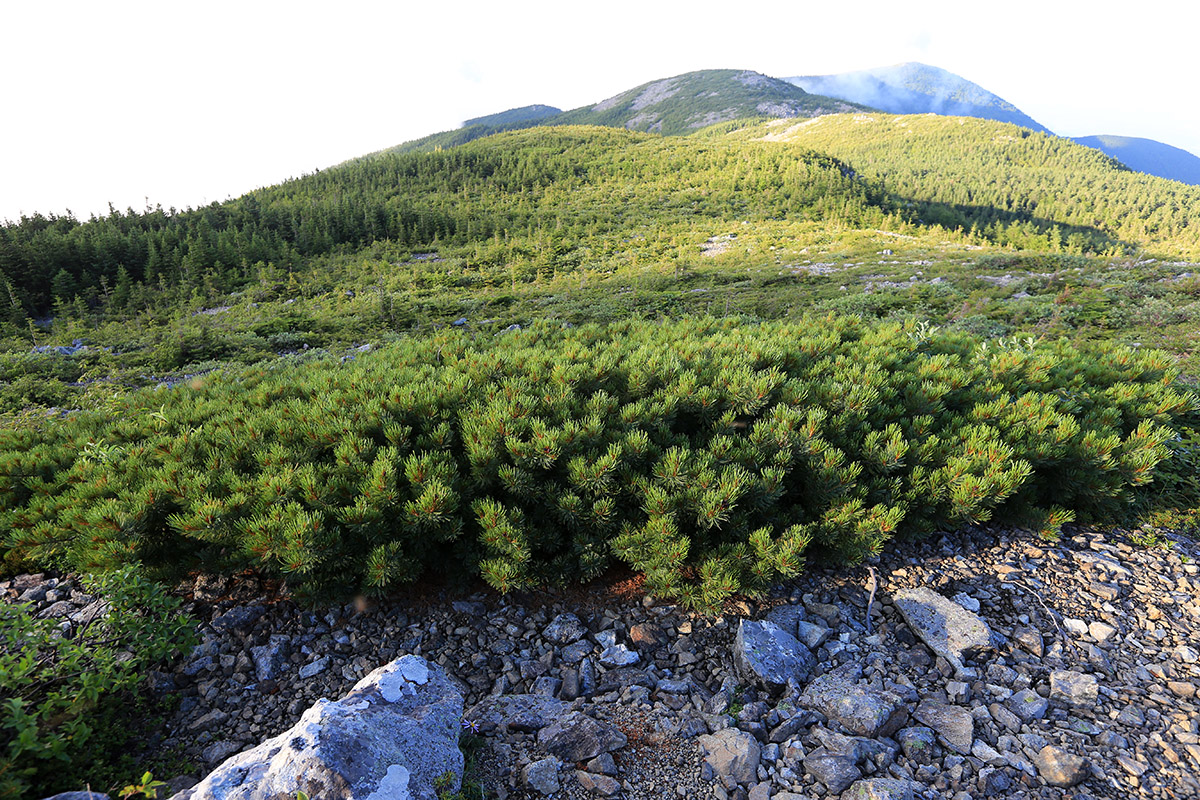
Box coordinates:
[200,740,241,764]
[170,655,464,800]
[537,711,627,762]
[466,694,567,733]
[893,587,992,675]
[1012,626,1044,657]
[561,639,593,664]
[544,613,587,645]
[698,728,761,786]
[210,604,266,632]
[802,747,861,793]
[1034,744,1089,787]
[733,619,814,694]
[1007,688,1049,721]
[842,777,926,799]
[1088,620,1118,644]
[798,673,908,738]
[794,620,830,650]
[523,757,561,795]
[599,644,639,667]
[575,770,621,796]
[586,753,618,775]
[764,604,805,637]
[912,700,974,755]
[896,726,938,765]
[250,634,290,681]
[1049,670,1098,707]
[298,655,331,679]
[40,793,111,800]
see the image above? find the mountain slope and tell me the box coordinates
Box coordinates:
[743,113,1200,255]
[1072,135,1200,186]
[463,104,562,127]
[787,63,1050,134]
[382,69,867,155]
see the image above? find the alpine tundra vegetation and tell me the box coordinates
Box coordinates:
[1,65,1199,799]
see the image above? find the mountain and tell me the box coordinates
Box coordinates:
[787,62,1051,134]
[1071,135,1200,186]
[463,104,561,127]
[552,69,865,135]
[383,69,867,154]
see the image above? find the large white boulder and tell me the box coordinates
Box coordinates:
[170,655,463,800]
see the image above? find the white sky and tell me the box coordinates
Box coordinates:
[2,0,1196,223]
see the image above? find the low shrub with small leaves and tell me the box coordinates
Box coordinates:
[1,316,1194,610]
[0,566,196,798]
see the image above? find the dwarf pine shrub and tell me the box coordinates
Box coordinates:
[1,315,1193,608]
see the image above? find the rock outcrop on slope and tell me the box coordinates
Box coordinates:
[11,522,1200,800]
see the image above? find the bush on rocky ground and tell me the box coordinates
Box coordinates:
[1,315,1195,609]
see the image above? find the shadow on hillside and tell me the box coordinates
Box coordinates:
[898,195,1133,254]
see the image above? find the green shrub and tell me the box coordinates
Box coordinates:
[0,567,196,798]
[0,316,1193,610]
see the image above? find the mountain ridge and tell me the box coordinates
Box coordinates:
[1071,134,1200,186]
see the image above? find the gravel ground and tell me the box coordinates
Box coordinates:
[7,521,1198,800]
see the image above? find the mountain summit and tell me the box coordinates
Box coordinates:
[553,69,864,135]
[787,62,1050,134]
[386,69,865,154]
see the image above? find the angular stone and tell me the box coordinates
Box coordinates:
[629,622,668,650]
[988,702,1022,733]
[1012,626,1044,658]
[1034,744,1089,787]
[42,792,113,800]
[912,700,974,755]
[575,770,621,796]
[893,588,992,675]
[210,604,266,632]
[298,655,331,679]
[172,655,463,800]
[200,740,241,765]
[465,694,567,733]
[795,620,831,650]
[733,619,814,693]
[1088,621,1118,645]
[599,644,639,667]
[1007,688,1049,721]
[523,757,561,795]
[799,673,908,738]
[896,726,938,765]
[802,747,861,793]
[250,634,290,681]
[586,753,618,775]
[765,604,806,637]
[842,777,926,799]
[1063,618,1089,637]
[1049,670,1098,707]
[749,781,772,800]
[561,640,593,664]
[544,613,587,645]
[537,712,627,762]
[698,727,762,785]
